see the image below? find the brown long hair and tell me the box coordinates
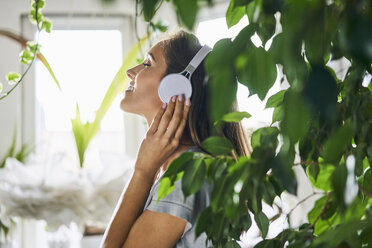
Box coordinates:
[159,29,251,158]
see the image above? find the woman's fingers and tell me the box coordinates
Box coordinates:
[173,98,190,141]
[148,102,167,135]
[164,94,187,138]
[156,95,177,134]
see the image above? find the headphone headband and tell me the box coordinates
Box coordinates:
[158,44,212,103]
[180,44,212,79]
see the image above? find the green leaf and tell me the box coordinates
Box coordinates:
[226,0,246,29]
[19,49,33,64]
[261,0,284,14]
[339,7,372,66]
[206,39,235,70]
[254,212,269,239]
[250,127,279,149]
[226,240,241,248]
[209,67,237,121]
[205,39,237,121]
[331,162,347,208]
[31,0,45,9]
[280,91,311,144]
[201,136,234,156]
[162,152,194,179]
[256,13,276,44]
[302,65,338,123]
[360,222,372,245]
[312,220,366,247]
[307,163,335,191]
[234,0,253,7]
[217,111,251,124]
[37,52,61,90]
[307,163,320,181]
[41,18,52,33]
[255,239,281,248]
[262,179,277,205]
[232,24,256,52]
[29,8,43,23]
[172,0,197,30]
[272,158,297,195]
[0,220,10,240]
[157,177,175,202]
[26,41,40,54]
[265,90,286,109]
[142,0,161,22]
[245,1,257,23]
[361,168,372,195]
[15,142,33,163]
[209,158,228,180]
[211,176,229,211]
[195,206,212,238]
[268,175,283,196]
[322,121,354,164]
[308,195,328,232]
[239,213,252,231]
[271,105,283,124]
[6,72,21,84]
[181,158,207,197]
[153,19,168,32]
[236,47,277,100]
[248,185,263,213]
[0,82,3,93]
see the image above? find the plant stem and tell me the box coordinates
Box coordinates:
[0,32,40,100]
[311,192,332,228]
[0,0,42,100]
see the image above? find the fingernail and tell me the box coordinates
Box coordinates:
[162,102,167,109]
[185,98,191,106]
[172,95,176,102]
[178,94,183,102]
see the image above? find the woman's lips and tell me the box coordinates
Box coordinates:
[125,82,135,92]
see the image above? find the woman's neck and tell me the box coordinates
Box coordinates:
[152,143,195,186]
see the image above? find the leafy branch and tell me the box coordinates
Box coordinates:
[0,0,55,100]
[310,192,333,228]
[135,0,372,247]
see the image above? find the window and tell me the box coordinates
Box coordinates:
[20,14,134,170]
[35,29,124,168]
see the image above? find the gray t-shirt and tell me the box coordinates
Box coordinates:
[143,146,213,248]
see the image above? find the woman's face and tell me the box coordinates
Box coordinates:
[120,42,167,118]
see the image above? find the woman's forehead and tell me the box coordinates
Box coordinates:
[147,42,166,62]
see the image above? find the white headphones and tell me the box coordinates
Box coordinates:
[158,45,212,103]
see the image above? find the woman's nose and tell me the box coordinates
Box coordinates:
[126,68,135,80]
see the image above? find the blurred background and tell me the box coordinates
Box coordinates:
[0,0,344,247]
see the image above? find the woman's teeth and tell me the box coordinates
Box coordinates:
[126,85,135,91]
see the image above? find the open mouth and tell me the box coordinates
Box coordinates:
[125,82,135,92]
[126,85,135,92]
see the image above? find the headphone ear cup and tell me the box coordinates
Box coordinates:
[158,74,192,103]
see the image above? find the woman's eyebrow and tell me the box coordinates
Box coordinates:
[148,52,156,62]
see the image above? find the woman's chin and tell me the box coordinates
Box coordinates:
[120,96,130,112]
[120,97,138,115]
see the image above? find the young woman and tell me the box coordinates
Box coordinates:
[100,30,250,248]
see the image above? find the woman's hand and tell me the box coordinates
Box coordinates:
[134,94,191,178]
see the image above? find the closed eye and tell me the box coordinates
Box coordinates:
[143,63,151,68]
